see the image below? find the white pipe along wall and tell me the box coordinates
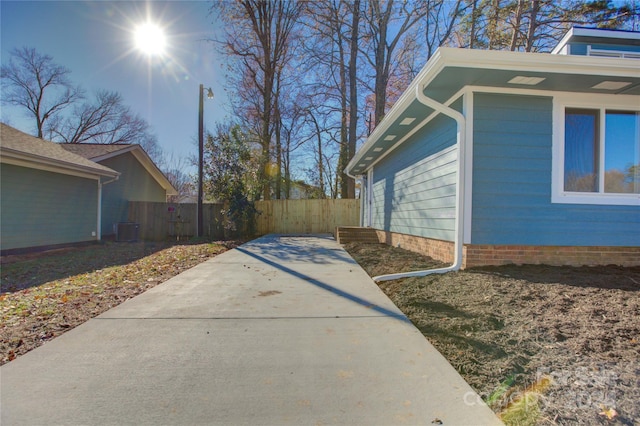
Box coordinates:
[372,85,466,282]
[97,175,119,241]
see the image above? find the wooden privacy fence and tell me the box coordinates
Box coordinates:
[128,201,225,241]
[254,199,360,235]
[128,199,360,241]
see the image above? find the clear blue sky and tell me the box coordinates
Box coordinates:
[1,0,230,169]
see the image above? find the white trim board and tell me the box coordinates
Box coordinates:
[462,90,474,245]
[552,95,640,206]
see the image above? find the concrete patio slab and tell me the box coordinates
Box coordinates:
[1,234,501,425]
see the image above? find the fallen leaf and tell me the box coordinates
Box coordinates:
[599,406,618,420]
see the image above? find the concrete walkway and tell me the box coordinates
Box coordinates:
[1,235,501,425]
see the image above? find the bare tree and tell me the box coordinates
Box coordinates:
[213,0,305,200]
[160,152,195,202]
[456,0,639,53]
[47,90,157,147]
[363,0,425,126]
[346,0,361,198]
[1,47,83,138]
[2,47,162,162]
[517,0,638,52]
[303,0,362,198]
[509,0,525,51]
[210,0,638,205]
[277,88,309,199]
[423,0,464,59]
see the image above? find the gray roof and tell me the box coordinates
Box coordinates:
[0,123,119,177]
[58,143,136,160]
[60,143,178,196]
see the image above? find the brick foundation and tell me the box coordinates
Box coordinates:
[365,230,640,268]
[463,245,640,268]
[375,230,455,264]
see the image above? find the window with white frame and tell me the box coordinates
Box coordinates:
[586,45,640,59]
[554,98,639,205]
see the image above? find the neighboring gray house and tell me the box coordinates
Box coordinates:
[288,180,323,199]
[0,124,119,253]
[60,144,177,238]
[346,27,639,269]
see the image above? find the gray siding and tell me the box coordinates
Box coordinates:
[99,153,166,235]
[371,112,458,241]
[1,164,98,250]
[471,92,640,246]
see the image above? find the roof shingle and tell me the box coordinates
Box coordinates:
[58,143,136,160]
[0,123,118,177]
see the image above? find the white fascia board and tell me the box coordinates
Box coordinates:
[437,47,640,78]
[551,28,575,54]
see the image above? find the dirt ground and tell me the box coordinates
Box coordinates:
[343,242,640,426]
[0,240,240,365]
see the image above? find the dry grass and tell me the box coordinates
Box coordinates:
[0,240,240,364]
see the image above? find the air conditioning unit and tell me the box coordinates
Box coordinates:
[115,222,139,242]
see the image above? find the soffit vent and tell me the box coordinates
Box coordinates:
[591,81,632,90]
[508,76,546,85]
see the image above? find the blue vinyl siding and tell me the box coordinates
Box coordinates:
[371,112,458,241]
[99,153,166,236]
[471,92,640,246]
[1,164,98,250]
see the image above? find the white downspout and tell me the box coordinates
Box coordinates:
[367,168,373,227]
[97,180,102,241]
[373,85,466,282]
[345,169,365,227]
[97,176,119,241]
[359,175,366,227]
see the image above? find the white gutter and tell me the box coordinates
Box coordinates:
[345,167,360,185]
[97,175,119,241]
[372,84,466,282]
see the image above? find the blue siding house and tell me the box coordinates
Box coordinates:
[346,27,639,272]
[0,124,120,253]
[1,125,177,253]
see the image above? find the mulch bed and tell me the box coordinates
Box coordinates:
[343,242,640,426]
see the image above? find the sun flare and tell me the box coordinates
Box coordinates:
[134,22,166,56]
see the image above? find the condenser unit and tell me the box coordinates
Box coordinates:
[115,222,139,242]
